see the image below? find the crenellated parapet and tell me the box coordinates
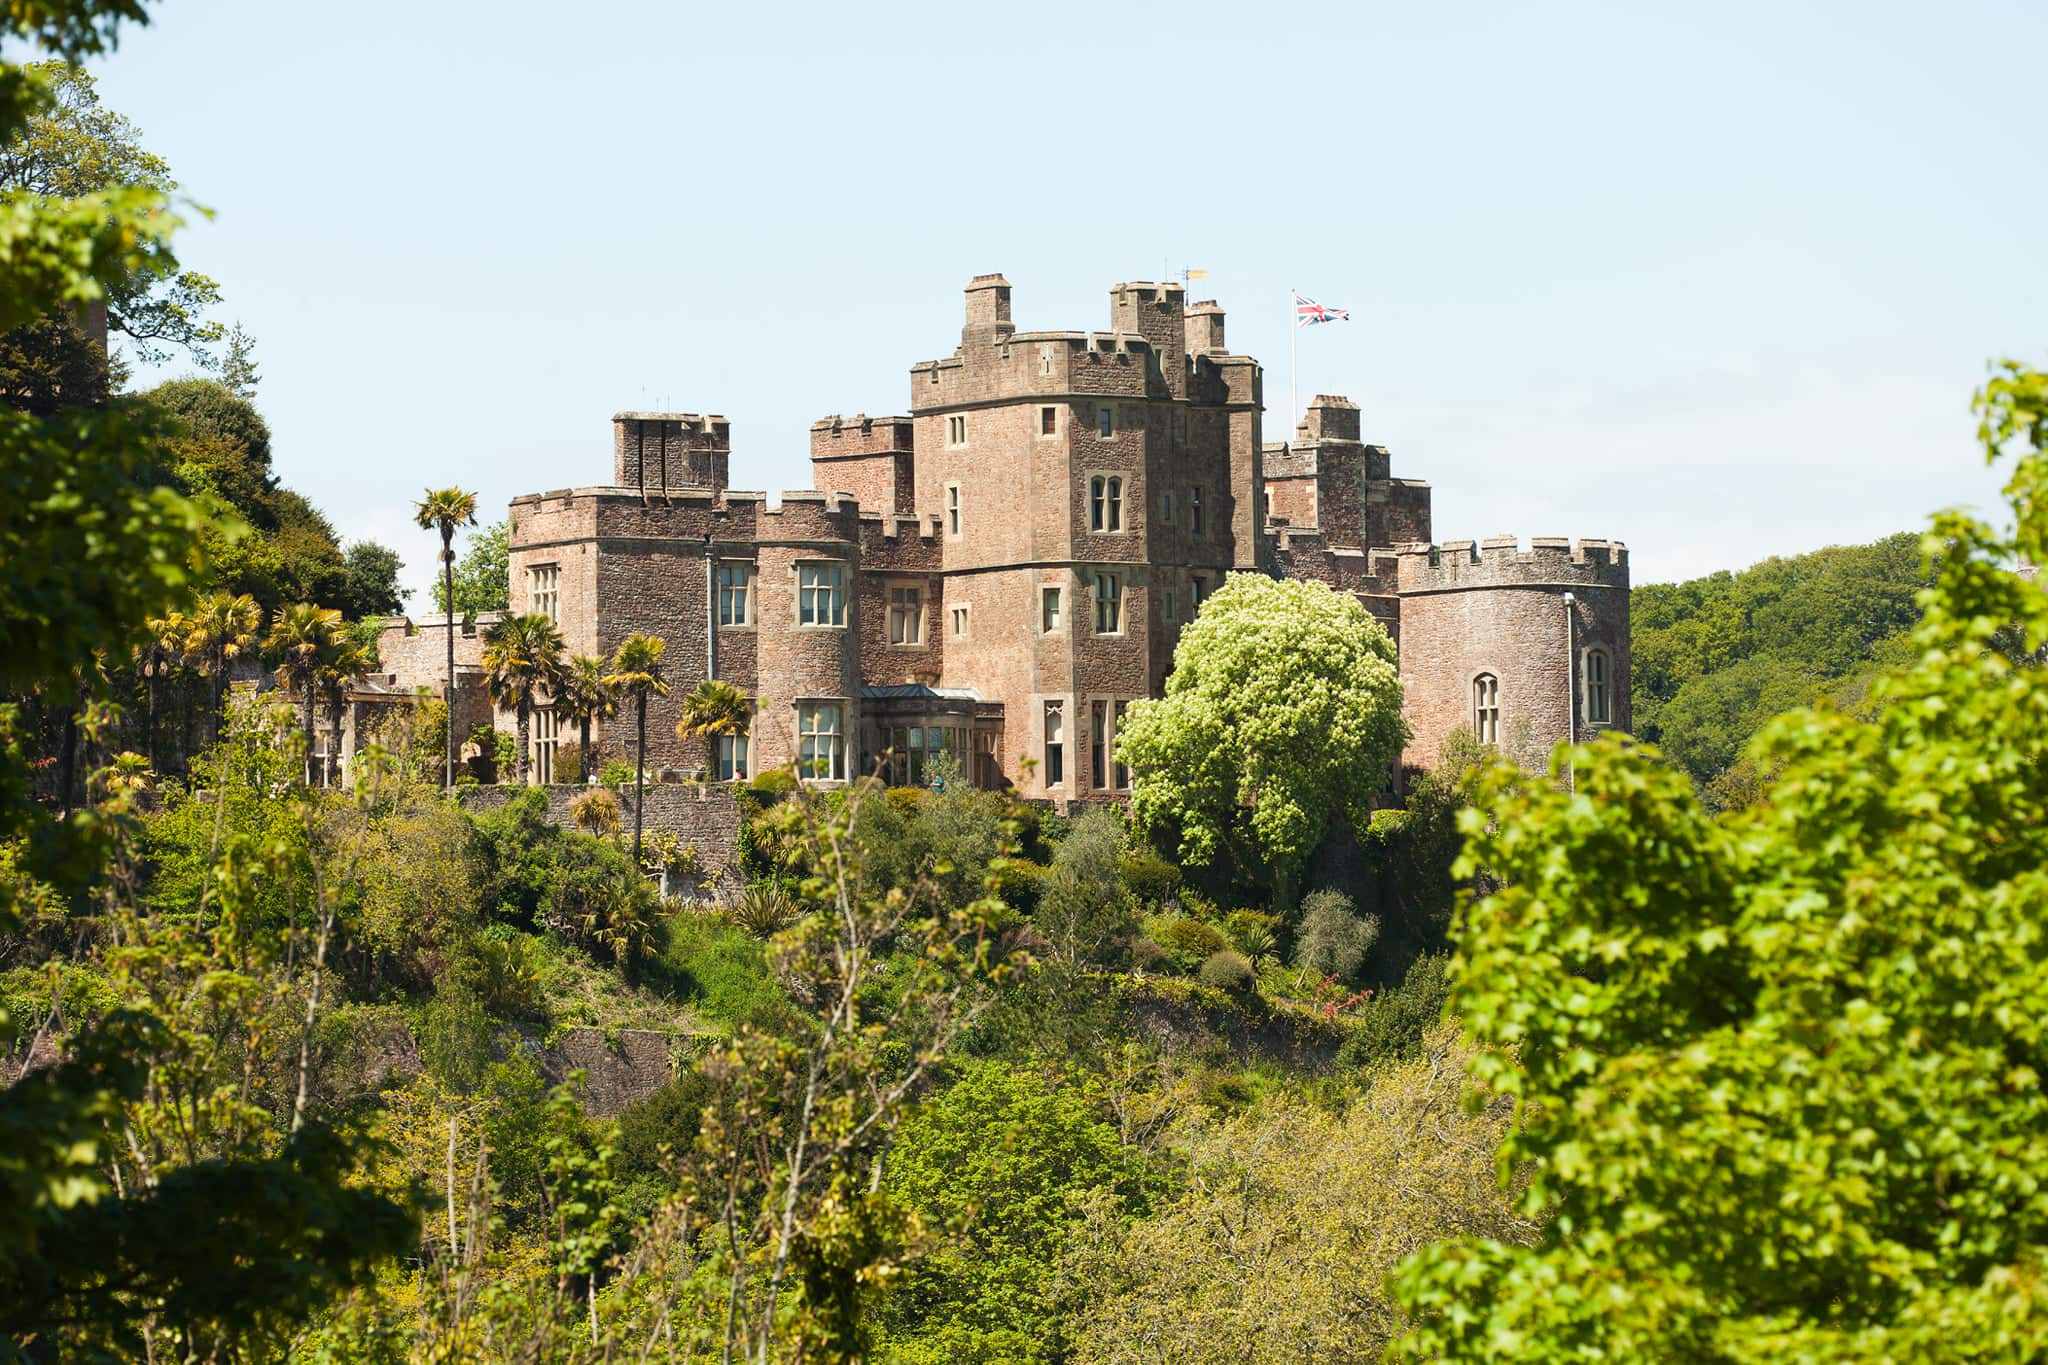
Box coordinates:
[1395,535,1629,594]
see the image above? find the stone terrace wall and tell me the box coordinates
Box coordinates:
[460,783,744,881]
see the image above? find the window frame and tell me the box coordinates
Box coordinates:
[1096,406,1114,439]
[1190,484,1204,535]
[1041,585,1062,633]
[1043,700,1065,788]
[1088,474,1125,534]
[530,704,558,785]
[797,701,846,782]
[950,603,970,639]
[796,561,848,628]
[1472,672,1501,745]
[717,732,750,781]
[1090,699,1108,789]
[716,560,756,628]
[946,414,967,448]
[886,583,924,647]
[1093,571,1124,635]
[1039,405,1058,437]
[528,563,561,623]
[1582,647,1612,726]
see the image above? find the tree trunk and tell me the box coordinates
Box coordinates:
[301,680,318,787]
[144,670,159,774]
[329,704,345,788]
[516,696,531,786]
[443,536,457,791]
[579,716,593,785]
[212,656,227,741]
[633,695,647,865]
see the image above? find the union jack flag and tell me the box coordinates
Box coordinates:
[1294,292,1350,327]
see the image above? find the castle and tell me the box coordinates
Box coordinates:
[377,275,1630,803]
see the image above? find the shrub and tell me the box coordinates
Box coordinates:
[614,1071,713,1182]
[1155,917,1228,970]
[726,883,796,938]
[599,759,638,789]
[554,740,585,785]
[1223,909,1281,959]
[991,856,1045,915]
[661,914,781,1026]
[1293,889,1379,982]
[1127,936,1173,974]
[1119,851,1183,906]
[570,787,621,838]
[1338,953,1451,1067]
[1198,949,1256,993]
[747,768,797,800]
[1035,807,1139,968]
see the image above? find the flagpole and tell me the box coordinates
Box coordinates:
[1288,287,1297,447]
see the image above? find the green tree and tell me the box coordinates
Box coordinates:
[316,635,372,786]
[676,675,749,780]
[877,1061,1160,1365]
[1118,573,1406,898]
[552,653,614,784]
[1293,887,1378,985]
[182,589,260,739]
[480,612,566,788]
[430,516,509,615]
[264,602,345,785]
[0,61,221,366]
[1034,805,1137,970]
[602,632,666,864]
[1392,362,2048,1360]
[411,487,477,789]
[136,608,187,772]
[337,539,406,621]
[218,320,258,396]
[1070,1030,1532,1364]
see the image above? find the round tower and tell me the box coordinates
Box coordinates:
[1394,536,1630,775]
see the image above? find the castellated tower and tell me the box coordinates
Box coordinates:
[903,275,1265,800]
[1392,538,1630,773]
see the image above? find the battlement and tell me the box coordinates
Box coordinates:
[613,412,730,493]
[810,413,914,458]
[1395,535,1629,593]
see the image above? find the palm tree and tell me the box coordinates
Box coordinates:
[603,632,668,865]
[138,610,189,772]
[412,487,478,789]
[186,592,260,739]
[553,654,616,785]
[264,603,345,785]
[480,612,567,786]
[316,638,373,787]
[677,678,751,789]
[570,786,622,839]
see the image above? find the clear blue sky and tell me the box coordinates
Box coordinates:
[90,0,2044,603]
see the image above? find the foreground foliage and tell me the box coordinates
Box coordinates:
[1394,362,2048,1360]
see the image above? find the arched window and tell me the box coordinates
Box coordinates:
[1089,476,1123,532]
[1472,673,1500,745]
[1583,648,1611,725]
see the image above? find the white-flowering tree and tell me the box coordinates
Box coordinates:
[1118,573,1405,894]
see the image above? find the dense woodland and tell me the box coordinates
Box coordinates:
[5,4,2048,1361]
